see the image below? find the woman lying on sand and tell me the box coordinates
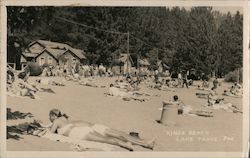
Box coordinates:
[39,109,155,151]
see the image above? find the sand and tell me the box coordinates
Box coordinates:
[7,77,242,152]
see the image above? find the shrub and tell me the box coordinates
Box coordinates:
[224,68,242,83]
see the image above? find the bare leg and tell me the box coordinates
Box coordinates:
[104,129,155,149]
[29,91,40,99]
[86,83,98,87]
[85,131,134,151]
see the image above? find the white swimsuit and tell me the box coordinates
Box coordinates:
[57,124,109,140]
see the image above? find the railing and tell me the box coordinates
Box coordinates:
[7,63,16,70]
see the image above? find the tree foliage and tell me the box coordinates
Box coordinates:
[7,7,242,76]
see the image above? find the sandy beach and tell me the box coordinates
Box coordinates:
[7,77,242,152]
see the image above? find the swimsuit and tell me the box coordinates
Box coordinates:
[57,124,109,140]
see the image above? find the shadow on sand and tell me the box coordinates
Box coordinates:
[7,108,34,140]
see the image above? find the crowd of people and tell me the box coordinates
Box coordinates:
[7,62,243,151]
[41,63,110,78]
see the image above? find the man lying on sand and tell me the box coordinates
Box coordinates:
[36,78,65,86]
[197,85,210,91]
[65,73,81,81]
[32,109,155,151]
[78,79,98,88]
[107,84,149,102]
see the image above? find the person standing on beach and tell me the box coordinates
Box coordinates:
[154,70,159,83]
[182,72,188,88]
[213,77,219,90]
[178,72,182,87]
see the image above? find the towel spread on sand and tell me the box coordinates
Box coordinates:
[38,130,117,151]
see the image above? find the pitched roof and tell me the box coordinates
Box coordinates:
[35,49,59,61]
[27,40,86,59]
[36,40,70,50]
[69,48,86,59]
[22,52,39,58]
[46,48,66,58]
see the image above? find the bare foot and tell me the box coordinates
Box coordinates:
[145,137,156,150]
[119,142,134,151]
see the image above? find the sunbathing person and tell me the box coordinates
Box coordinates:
[65,73,81,82]
[150,80,175,92]
[39,109,155,151]
[162,95,213,117]
[36,78,65,86]
[113,80,130,89]
[229,83,243,96]
[167,79,178,88]
[207,88,224,106]
[108,84,148,102]
[222,90,241,98]
[206,89,241,113]
[78,79,98,88]
[197,85,210,91]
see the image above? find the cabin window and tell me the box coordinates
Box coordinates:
[48,57,53,65]
[39,57,45,65]
[72,57,77,64]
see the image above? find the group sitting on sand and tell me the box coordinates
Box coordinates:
[7,66,67,99]
[207,88,242,113]
[149,79,176,92]
[7,69,40,99]
[113,78,139,91]
[31,109,155,151]
[222,82,243,97]
[161,95,213,118]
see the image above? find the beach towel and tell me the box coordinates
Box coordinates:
[196,92,208,99]
[38,130,118,151]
